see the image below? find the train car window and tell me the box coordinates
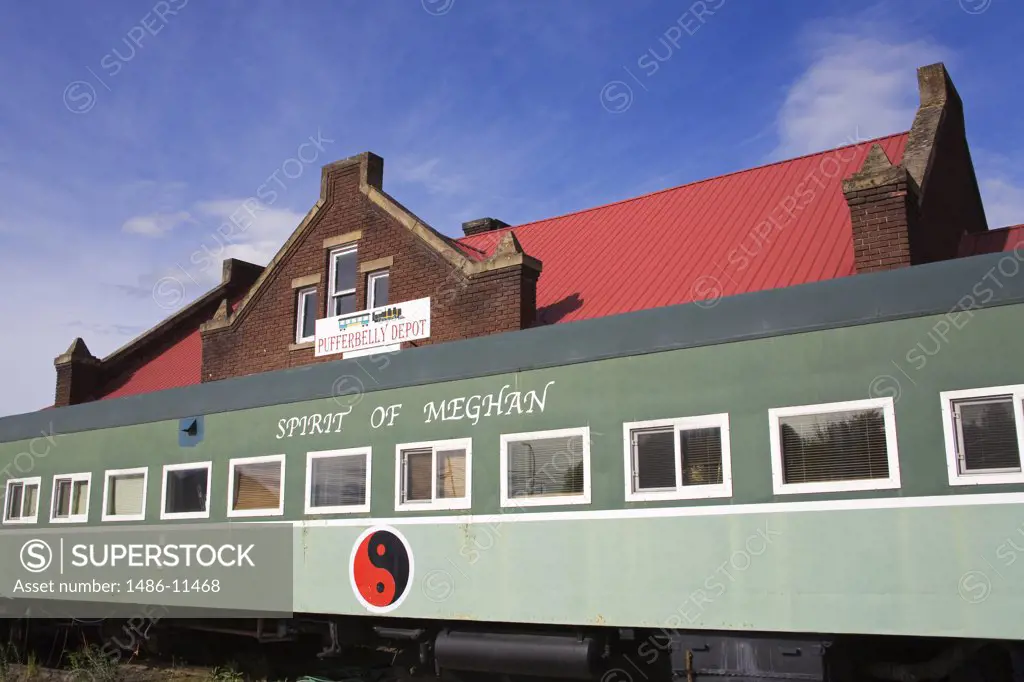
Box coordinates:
[394,438,472,512]
[305,448,371,515]
[161,461,213,520]
[500,427,591,508]
[2,476,40,524]
[101,467,148,522]
[940,385,1024,486]
[768,397,900,495]
[227,455,286,518]
[623,414,732,502]
[50,472,91,523]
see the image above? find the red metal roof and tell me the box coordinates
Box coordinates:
[90,134,924,402]
[94,294,248,401]
[458,133,910,324]
[958,224,1024,257]
[99,328,202,400]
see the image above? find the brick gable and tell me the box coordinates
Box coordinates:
[199,153,542,383]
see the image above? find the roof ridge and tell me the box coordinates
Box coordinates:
[460,131,910,240]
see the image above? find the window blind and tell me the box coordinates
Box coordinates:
[680,427,724,486]
[72,481,89,516]
[633,428,675,491]
[403,449,433,502]
[6,484,22,519]
[53,479,72,517]
[436,449,466,499]
[507,435,584,499]
[956,397,1021,472]
[166,468,208,514]
[23,484,37,517]
[108,474,145,516]
[311,455,367,507]
[232,462,282,511]
[780,408,888,484]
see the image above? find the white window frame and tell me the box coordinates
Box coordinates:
[101,467,148,522]
[305,447,372,515]
[227,454,286,518]
[366,269,390,310]
[623,413,732,502]
[768,397,901,495]
[394,438,472,512]
[328,245,358,316]
[295,286,318,344]
[940,385,1024,486]
[3,476,41,525]
[500,426,591,508]
[160,461,213,520]
[50,472,92,523]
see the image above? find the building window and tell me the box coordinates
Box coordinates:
[305,448,371,514]
[500,427,591,508]
[161,462,212,520]
[101,467,148,522]
[624,414,732,501]
[367,270,390,310]
[295,287,318,343]
[3,477,40,524]
[940,385,1024,486]
[395,439,471,511]
[227,455,285,518]
[769,397,900,495]
[329,245,358,316]
[51,472,91,523]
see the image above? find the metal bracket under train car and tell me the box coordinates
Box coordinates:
[666,633,829,682]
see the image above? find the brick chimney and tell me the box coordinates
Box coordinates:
[54,338,101,407]
[462,217,509,237]
[843,63,988,274]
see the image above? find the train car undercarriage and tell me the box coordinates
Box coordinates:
[4,615,1024,682]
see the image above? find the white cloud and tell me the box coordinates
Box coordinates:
[772,31,946,158]
[121,210,193,236]
[979,177,1024,228]
[181,199,306,285]
[389,156,472,197]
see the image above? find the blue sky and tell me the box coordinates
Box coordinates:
[0,0,1021,416]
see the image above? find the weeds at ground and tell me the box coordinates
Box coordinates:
[67,645,124,682]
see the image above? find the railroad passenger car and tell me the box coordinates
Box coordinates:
[3,251,1024,681]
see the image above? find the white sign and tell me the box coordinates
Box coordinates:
[315,297,431,358]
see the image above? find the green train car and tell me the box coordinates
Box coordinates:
[3,251,1024,681]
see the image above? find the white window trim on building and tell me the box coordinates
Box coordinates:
[226,454,286,519]
[367,270,389,310]
[328,245,358,316]
[50,472,92,524]
[295,287,317,344]
[101,467,149,522]
[3,476,41,525]
[768,397,901,496]
[499,426,591,509]
[305,447,372,515]
[394,438,472,512]
[622,413,733,502]
[940,385,1024,486]
[160,461,213,521]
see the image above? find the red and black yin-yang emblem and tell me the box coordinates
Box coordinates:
[348,526,414,613]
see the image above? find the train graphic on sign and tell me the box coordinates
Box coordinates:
[336,306,405,332]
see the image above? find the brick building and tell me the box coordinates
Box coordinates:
[53,63,1024,408]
